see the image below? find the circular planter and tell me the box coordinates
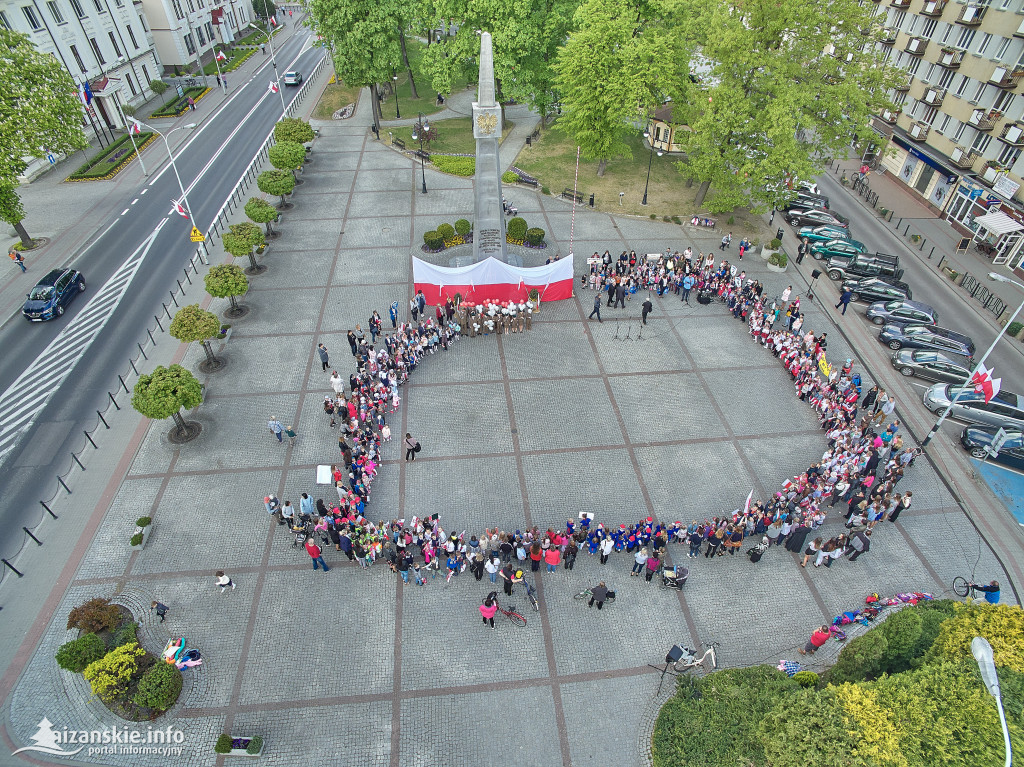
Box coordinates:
[198,357,226,374]
[168,421,202,444]
[243,264,267,276]
[760,248,776,261]
[224,304,250,319]
[766,261,787,273]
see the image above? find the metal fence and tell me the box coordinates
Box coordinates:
[957,271,1008,317]
[0,55,331,589]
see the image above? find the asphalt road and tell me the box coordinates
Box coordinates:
[0,32,327,559]
[793,172,1024,404]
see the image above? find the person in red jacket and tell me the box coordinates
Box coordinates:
[798,625,831,655]
[544,547,561,573]
[304,537,330,572]
[479,593,499,629]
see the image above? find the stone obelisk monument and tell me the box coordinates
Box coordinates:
[471,32,510,264]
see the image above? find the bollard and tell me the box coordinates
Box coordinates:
[903,224,910,236]
[937,255,945,270]
[928,246,934,260]
[72,452,85,471]
[40,500,58,519]
[97,410,109,429]
[23,527,42,546]
[118,374,130,393]
[2,559,23,578]
[169,290,179,307]
[177,278,185,295]
[138,342,148,360]
[148,328,156,346]
[919,238,926,251]
[163,303,172,320]
[108,391,120,410]
[84,430,98,449]
[57,475,71,494]
[129,357,139,376]
[183,268,192,284]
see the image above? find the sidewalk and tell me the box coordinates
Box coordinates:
[0,15,309,328]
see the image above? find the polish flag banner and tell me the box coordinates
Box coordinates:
[170,199,189,218]
[215,50,227,61]
[268,80,279,93]
[970,363,1002,403]
[269,16,277,26]
[130,121,142,135]
[412,256,573,305]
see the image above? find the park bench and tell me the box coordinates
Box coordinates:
[562,188,584,204]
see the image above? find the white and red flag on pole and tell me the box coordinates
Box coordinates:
[743,489,754,516]
[215,50,227,61]
[130,121,142,135]
[970,363,1002,403]
[268,80,279,93]
[170,199,189,219]
[269,16,277,26]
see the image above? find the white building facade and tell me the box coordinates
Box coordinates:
[138,0,248,72]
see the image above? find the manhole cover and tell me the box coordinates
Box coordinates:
[510,428,518,435]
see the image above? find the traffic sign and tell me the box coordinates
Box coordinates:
[189,227,205,242]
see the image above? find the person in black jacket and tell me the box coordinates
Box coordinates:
[588,582,609,610]
[563,541,578,570]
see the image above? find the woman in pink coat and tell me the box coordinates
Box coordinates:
[479,594,499,629]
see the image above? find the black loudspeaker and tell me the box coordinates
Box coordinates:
[666,645,685,663]
[811,269,822,280]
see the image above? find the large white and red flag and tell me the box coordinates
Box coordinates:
[971,363,1002,403]
[412,256,573,305]
[268,80,279,93]
[130,121,142,135]
[216,50,227,61]
[170,199,189,218]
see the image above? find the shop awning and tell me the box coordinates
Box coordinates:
[974,210,1024,236]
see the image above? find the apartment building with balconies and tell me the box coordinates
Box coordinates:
[871,0,1024,267]
[137,0,248,73]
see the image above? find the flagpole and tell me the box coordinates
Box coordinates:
[569,146,580,261]
[213,48,227,93]
[921,274,1024,448]
[114,100,148,176]
[137,120,197,222]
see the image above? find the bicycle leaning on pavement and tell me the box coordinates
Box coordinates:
[573,587,616,604]
[495,599,527,627]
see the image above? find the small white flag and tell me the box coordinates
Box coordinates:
[215,50,227,62]
[270,16,277,26]
[268,80,279,94]
[130,121,142,135]
[170,199,189,218]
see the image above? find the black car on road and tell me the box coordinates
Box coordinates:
[840,276,912,304]
[879,324,976,360]
[22,268,85,321]
[960,426,1024,471]
[785,208,849,229]
[890,349,971,383]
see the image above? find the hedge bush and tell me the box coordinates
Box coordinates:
[926,603,1024,672]
[454,219,471,236]
[769,251,788,267]
[437,223,456,240]
[67,597,121,634]
[526,227,545,245]
[246,736,263,754]
[502,170,519,183]
[55,633,107,672]
[432,156,475,176]
[113,622,139,648]
[132,662,182,711]
[83,642,145,702]
[507,217,528,240]
[214,735,233,754]
[423,231,444,250]
[825,629,888,685]
[1007,321,1024,337]
[792,670,818,688]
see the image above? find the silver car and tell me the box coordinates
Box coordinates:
[890,349,970,383]
[922,384,1024,430]
[867,300,938,327]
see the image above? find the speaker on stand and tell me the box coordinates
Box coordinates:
[808,269,822,301]
[649,644,685,695]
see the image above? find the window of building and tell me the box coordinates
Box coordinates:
[922,106,939,125]
[139,14,146,30]
[977,33,993,56]
[108,31,121,57]
[89,36,104,63]
[126,24,137,48]
[907,14,918,35]
[892,9,906,28]
[954,121,967,142]
[196,25,205,44]
[126,72,137,95]
[939,68,956,88]
[171,0,183,19]
[957,27,976,50]
[972,132,992,153]
[92,0,104,13]
[973,80,988,102]
[925,63,936,82]
[46,1,64,23]
[997,143,1021,166]
[205,21,212,39]
[70,43,87,71]
[922,18,937,37]
[894,91,909,107]
[21,5,42,29]
[184,32,195,54]
[994,90,1015,112]
[939,113,952,133]
[197,0,204,7]
[956,74,971,96]
[141,63,150,84]
[941,22,954,44]
[115,0,122,6]
[995,37,1010,60]
[186,0,194,12]
[69,0,85,17]
[907,56,922,75]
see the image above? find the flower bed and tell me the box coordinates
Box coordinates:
[67,132,156,182]
[151,87,211,118]
[203,46,256,74]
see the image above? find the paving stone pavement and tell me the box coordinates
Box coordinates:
[2,92,1015,767]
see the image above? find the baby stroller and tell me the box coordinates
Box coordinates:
[661,565,689,590]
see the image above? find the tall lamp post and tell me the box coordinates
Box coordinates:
[641,129,663,206]
[972,637,1012,767]
[137,120,198,221]
[411,113,429,194]
[393,71,401,119]
[249,22,287,112]
[922,271,1024,447]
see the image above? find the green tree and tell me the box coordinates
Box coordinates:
[926,603,1024,672]
[252,0,277,19]
[825,629,888,685]
[552,0,687,176]
[149,79,168,105]
[0,30,89,244]
[274,117,315,144]
[268,140,307,180]
[55,634,107,673]
[256,169,296,208]
[169,303,221,367]
[671,0,899,210]
[132,662,182,711]
[131,364,203,436]
[221,221,266,271]
[204,263,249,314]
[244,196,279,236]
[304,0,408,130]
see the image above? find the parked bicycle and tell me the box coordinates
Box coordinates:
[496,599,527,627]
[522,579,539,612]
[573,587,616,604]
[671,643,719,675]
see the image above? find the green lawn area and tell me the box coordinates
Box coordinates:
[392,117,515,155]
[203,47,254,75]
[67,132,154,181]
[312,82,364,120]
[383,39,473,120]
[513,120,762,232]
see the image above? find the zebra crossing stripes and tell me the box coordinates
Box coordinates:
[0,221,166,466]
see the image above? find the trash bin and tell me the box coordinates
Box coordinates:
[776,227,784,241]
[589,193,595,207]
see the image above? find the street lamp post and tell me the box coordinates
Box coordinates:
[393,72,401,119]
[249,22,287,112]
[972,637,1012,767]
[922,272,1024,447]
[411,113,429,194]
[641,129,662,206]
[137,120,198,221]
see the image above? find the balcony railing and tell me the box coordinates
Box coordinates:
[921,0,946,16]
[880,108,901,123]
[905,36,928,55]
[990,66,1024,89]
[969,108,1002,130]
[908,122,930,141]
[999,123,1024,146]
[891,0,910,7]
[879,26,898,43]
[922,88,946,106]
[956,4,986,25]
[950,145,978,169]
[938,47,964,68]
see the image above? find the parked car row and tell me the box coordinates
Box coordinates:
[786,180,1022,469]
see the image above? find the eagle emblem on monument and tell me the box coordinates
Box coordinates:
[476,113,498,135]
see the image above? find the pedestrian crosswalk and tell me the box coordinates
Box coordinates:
[0,222,165,467]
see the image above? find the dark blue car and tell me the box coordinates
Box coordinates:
[22,268,85,321]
